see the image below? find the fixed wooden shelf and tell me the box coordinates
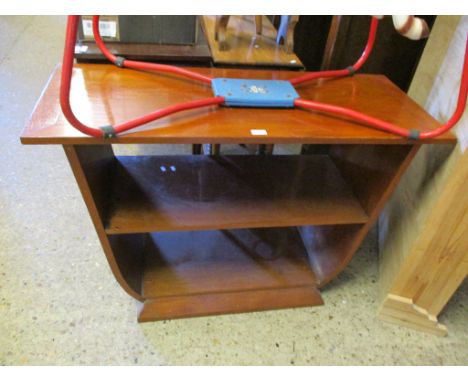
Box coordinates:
[104,155,368,234]
[138,228,322,321]
[21,64,456,322]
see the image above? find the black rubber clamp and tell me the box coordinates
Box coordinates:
[114,56,126,68]
[346,66,357,76]
[408,129,421,140]
[100,125,117,139]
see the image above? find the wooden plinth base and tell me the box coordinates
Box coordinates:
[378,294,447,336]
[139,286,323,322]
[138,228,323,321]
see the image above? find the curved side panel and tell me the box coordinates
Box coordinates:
[298,224,363,286]
[301,144,420,287]
[63,144,144,301]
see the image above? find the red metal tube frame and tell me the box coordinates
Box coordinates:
[289,16,380,86]
[60,15,379,138]
[92,16,213,85]
[294,35,468,139]
[60,15,223,138]
[61,15,467,140]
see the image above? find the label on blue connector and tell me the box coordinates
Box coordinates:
[212,78,299,108]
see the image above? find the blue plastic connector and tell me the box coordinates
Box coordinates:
[212,78,299,108]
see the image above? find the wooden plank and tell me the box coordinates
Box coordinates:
[378,295,447,336]
[381,149,468,318]
[141,228,317,299]
[105,155,368,234]
[378,16,468,335]
[75,41,212,64]
[139,286,323,322]
[200,15,303,68]
[75,23,212,65]
[21,64,454,145]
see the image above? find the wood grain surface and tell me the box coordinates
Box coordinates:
[378,16,467,335]
[104,155,368,234]
[138,227,323,321]
[21,64,454,145]
[142,228,317,298]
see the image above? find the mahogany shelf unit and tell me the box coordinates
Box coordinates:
[21,64,455,322]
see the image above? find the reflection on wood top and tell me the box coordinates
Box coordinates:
[21,63,455,145]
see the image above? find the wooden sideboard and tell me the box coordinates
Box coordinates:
[21,64,454,322]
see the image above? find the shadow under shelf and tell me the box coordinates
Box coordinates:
[103,154,369,234]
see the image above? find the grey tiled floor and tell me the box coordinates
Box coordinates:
[0,16,467,365]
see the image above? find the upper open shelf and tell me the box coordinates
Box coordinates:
[104,154,368,234]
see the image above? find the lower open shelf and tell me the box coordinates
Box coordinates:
[143,227,317,297]
[104,225,369,322]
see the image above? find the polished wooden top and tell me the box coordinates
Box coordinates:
[21,64,455,145]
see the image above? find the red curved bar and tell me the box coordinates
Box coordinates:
[294,36,468,140]
[61,15,467,140]
[92,16,213,85]
[294,98,413,138]
[289,17,379,86]
[114,96,225,134]
[60,15,102,137]
[60,16,223,138]
[419,36,468,139]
